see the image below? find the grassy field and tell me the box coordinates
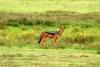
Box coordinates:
[0,46,100,67]
[0,0,100,13]
[0,12,99,66]
[0,11,100,49]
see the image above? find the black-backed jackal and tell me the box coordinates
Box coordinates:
[38,26,65,48]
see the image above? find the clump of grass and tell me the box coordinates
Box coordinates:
[73,34,95,44]
[71,27,80,33]
[62,25,100,49]
[18,31,34,45]
[7,19,19,26]
[20,25,27,31]
[86,42,100,50]
[34,19,56,26]
[97,50,100,54]
[0,21,6,29]
[0,30,6,46]
[0,35,6,46]
[0,37,5,46]
[7,18,33,26]
[0,30,6,37]
[19,18,33,25]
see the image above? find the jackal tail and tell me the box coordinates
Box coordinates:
[38,33,42,44]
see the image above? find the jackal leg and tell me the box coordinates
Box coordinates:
[41,37,46,48]
[54,36,58,46]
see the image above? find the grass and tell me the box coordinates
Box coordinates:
[0,11,100,49]
[0,23,100,49]
[0,46,100,67]
[0,0,100,13]
[0,12,99,67]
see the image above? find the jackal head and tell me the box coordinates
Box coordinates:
[59,26,65,35]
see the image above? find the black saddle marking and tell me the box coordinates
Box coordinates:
[45,31,60,35]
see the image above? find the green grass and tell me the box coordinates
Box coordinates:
[0,46,100,67]
[0,0,100,13]
[0,12,99,67]
[0,11,100,49]
[0,23,100,49]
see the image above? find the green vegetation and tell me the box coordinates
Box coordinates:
[0,12,100,49]
[0,0,100,13]
[0,47,100,67]
[0,7,100,67]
